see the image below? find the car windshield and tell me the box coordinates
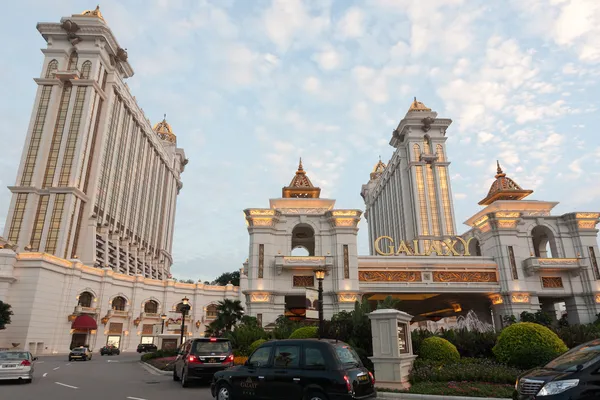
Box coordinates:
[335,345,362,367]
[192,341,230,355]
[0,352,29,360]
[72,348,86,353]
[545,341,600,372]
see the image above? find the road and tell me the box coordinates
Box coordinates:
[0,352,214,400]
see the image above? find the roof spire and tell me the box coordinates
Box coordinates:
[298,157,303,171]
[495,160,506,178]
[163,113,167,121]
[478,160,532,205]
[282,158,320,198]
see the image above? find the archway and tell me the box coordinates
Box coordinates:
[292,224,315,256]
[111,296,126,311]
[468,239,482,256]
[144,300,158,314]
[531,226,557,258]
[78,291,93,308]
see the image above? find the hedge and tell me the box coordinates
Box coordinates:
[289,326,318,339]
[249,339,267,354]
[418,337,460,364]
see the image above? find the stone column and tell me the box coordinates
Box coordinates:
[368,309,417,390]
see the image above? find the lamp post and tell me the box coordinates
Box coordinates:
[179,297,191,346]
[160,313,167,333]
[315,269,326,339]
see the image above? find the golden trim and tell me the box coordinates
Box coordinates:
[252,218,273,226]
[250,292,270,303]
[497,220,517,228]
[511,294,530,303]
[576,213,599,219]
[490,295,503,305]
[432,271,497,283]
[496,212,520,218]
[578,221,597,229]
[541,277,563,288]
[595,294,600,304]
[335,218,356,227]
[332,210,359,216]
[474,215,489,226]
[538,258,578,265]
[249,209,275,216]
[338,293,359,303]
[358,271,422,282]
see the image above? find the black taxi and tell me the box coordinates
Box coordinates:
[211,339,376,400]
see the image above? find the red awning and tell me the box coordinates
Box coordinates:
[71,314,98,330]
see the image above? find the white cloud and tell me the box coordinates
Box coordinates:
[312,48,342,70]
[477,132,494,144]
[337,7,365,39]
[303,76,321,93]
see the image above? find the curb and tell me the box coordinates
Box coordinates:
[377,392,510,400]
[139,361,171,376]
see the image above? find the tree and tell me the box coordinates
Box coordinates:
[0,301,13,330]
[213,271,240,286]
[377,295,400,310]
[214,299,245,333]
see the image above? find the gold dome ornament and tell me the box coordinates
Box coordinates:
[153,114,177,143]
[79,5,106,22]
[408,97,431,112]
[478,161,533,205]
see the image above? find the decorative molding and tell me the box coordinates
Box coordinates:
[490,294,503,305]
[283,256,325,265]
[511,293,530,303]
[358,271,422,282]
[282,208,330,215]
[538,258,579,265]
[495,212,520,218]
[334,218,356,227]
[332,210,359,216]
[250,292,270,303]
[252,218,273,227]
[522,211,550,216]
[541,277,563,289]
[508,246,519,280]
[258,244,264,279]
[433,271,497,283]
[249,209,275,216]
[343,245,350,279]
[578,220,597,229]
[293,275,314,287]
[576,213,600,219]
[338,293,359,303]
[497,220,517,229]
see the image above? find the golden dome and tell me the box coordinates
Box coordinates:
[79,6,105,22]
[478,161,533,205]
[408,97,431,112]
[282,158,321,198]
[370,157,386,180]
[153,115,176,144]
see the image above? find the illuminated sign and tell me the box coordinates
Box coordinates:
[374,236,477,256]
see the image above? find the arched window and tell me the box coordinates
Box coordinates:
[423,136,431,154]
[291,224,315,256]
[413,144,421,161]
[436,144,445,162]
[78,291,93,308]
[81,61,92,79]
[144,300,158,314]
[291,246,310,256]
[112,296,126,311]
[206,304,218,320]
[468,239,482,256]
[68,51,78,71]
[46,59,58,78]
[531,226,557,258]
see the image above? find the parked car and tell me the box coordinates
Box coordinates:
[514,338,600,399]
[174,338,234,387]
[69,347,92,361]
[100,345,120,356]
[137,343,158,353]
[211,339,376,400]
[0,351,37,383]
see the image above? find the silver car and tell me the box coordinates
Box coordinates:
[0,351,36,383]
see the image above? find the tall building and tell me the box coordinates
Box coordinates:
[361,98,455,255]
[2,7,186,280]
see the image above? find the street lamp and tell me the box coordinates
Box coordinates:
[179,297,191,346]
[160,313,167,333]
[315,269,326,339]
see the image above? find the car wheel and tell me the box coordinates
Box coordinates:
[217,383,232,400]
[305,391,328,400]
[68,358,72,362]
[173,367,180,381]
[181,368,189,388]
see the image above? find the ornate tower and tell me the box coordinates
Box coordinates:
[241,160,362,325]
[362,98,456,254]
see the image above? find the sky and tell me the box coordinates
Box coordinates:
[0,0,599,282]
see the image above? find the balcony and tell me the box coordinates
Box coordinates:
[274,255,333,275]
[74,306,98,315]
[107,309,130,318]
[141,312,160,319]
[54,68,80,81]
[522,257,583,277]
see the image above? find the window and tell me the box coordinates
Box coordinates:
[43,84,73,188]
[192,340,231,355]
[59,86,87,186]
[112,296,126,311]
[81,61,92,79]
[335,345,362,366]
[305,346,326,369]
[44,194,66,254]
[545,340,600,372]
[206,304,218,319]
[30,195,49,251]
[78,292,93,308]
[248,346,271,367]
[46,59,58,78]
[67,51,78,71]
[144,300,158,314]
[8,194,28,243]
[21,86,53,186]
[274,345,300,368]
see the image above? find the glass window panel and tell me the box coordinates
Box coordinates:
[274,345,300,368]
[21,86,52,186]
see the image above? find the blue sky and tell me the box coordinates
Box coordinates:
[0,0,599,282]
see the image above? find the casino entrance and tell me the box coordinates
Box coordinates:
[363,292,495,327]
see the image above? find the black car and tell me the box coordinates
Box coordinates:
[211,339,376,400]
[100,345,120,356]
[137,343,158,353]
[173,338,234,387]
[514,338,600,399]
[68,347,92,361]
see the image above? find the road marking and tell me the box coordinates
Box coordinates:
[127,397,147,400]
[53,367,60,370]
[107,360,120,363]
[55,382,78,389]
[37,361,45,364]
[43,373,48,377]
[66,363,71,366]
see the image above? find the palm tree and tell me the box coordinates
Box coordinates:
[0,301,13,330]
[215,299,244,332]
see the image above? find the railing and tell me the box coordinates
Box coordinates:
[74,306,98,315]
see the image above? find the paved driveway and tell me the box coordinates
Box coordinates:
[0,352,214,400]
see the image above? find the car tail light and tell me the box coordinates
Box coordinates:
[223,354,234,364]
[368,371,375,384]
[188,355,202,364]
[210,338,217,342]
[343,375,352,393]
[21,360,31,366]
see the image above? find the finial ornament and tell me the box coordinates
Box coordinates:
[298,157,303,171]
[163,113,167,120]
[495,160,506,178]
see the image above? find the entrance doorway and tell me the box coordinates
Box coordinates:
[106,335,121,349]
[70,333,87,349]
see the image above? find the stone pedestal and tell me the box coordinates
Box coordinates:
[368,309,417,390]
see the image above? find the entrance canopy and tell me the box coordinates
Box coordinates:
[71,314,98,330]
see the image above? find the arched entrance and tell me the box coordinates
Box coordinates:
[69,314,98,349]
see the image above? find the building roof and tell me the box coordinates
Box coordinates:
[78,6,105,22]
[478,161,533,205]
[153,115,176,144]
[282,158,321,198]
[408,97,431,112]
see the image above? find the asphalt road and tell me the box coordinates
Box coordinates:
[0,352,214,400]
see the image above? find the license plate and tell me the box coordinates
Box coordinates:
[208,358,219,363]
[2,364,17,368]
[358,375,368,382]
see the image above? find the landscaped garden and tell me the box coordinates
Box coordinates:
[140,298,600,398]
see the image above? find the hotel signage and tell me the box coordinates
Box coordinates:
[374,236,476,256]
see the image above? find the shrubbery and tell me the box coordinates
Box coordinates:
[553,324,600,349]
[140,349,177,362]
[410,358,523,384]
[289,326,318,339]
[493,322,568,369]
[418,337,460,364]
[249,339,267,355]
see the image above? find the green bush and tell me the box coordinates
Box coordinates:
[289,326,318,339]
[440,329,498,359]
[140,349,177,361]
[410,358,523,384]
[224,323,267,356]
[411,329,435,356]
[493,322,568,369]
[249,339,267,354]
[552,324,600,349]
[418,337,460,364]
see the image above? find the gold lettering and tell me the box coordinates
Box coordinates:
[412,240,422,256]
[456,237,475,256]
[424,241,443,256]
[375,236,394,256]
[443,239,460,256]
[395,240,413,256]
